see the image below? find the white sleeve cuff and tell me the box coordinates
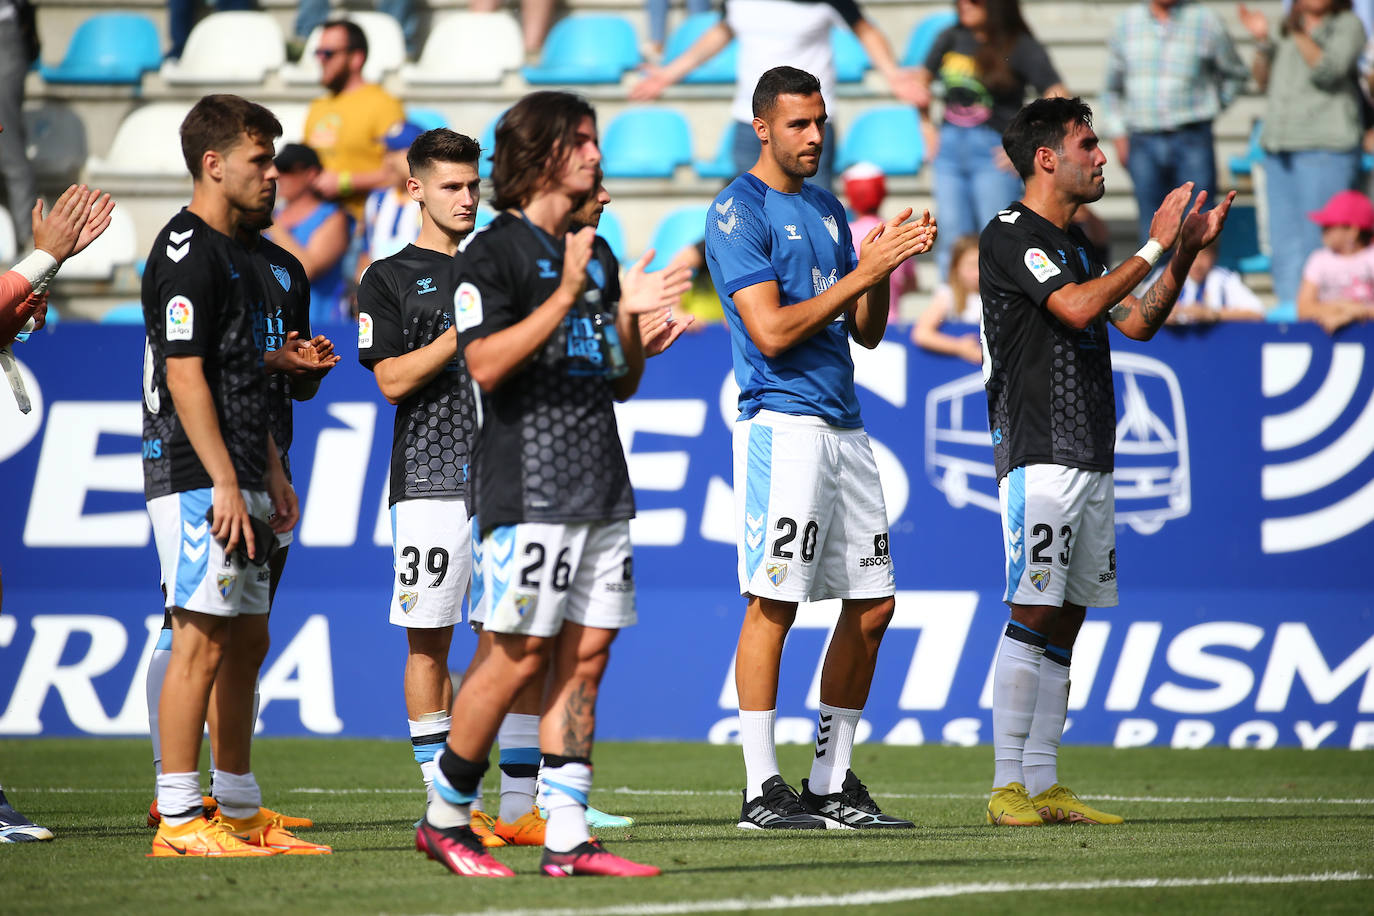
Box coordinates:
[11,250,60,291]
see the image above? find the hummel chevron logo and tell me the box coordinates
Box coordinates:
[997,210,1022,224]
[745,512,764,532]
[1008,526,1024,561]
[715,197,737,235]
[183,520,207,541]
[166,229,193,262]
[746,529,764,550]
[182,541,207,562]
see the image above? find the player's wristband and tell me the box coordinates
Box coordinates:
[1135,239,1166,268]
[12,249,60,293]
[337,171,353,196]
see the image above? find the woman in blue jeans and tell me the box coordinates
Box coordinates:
[1240,0,1367,307]
[912,0,1066,275]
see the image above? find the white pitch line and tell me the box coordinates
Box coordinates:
[434,872,1372,916]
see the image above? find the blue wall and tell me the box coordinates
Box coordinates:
[1,324,1371,749]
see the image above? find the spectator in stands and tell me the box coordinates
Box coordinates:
[304,20,406,222]
[1240,0,1367,305]
[1298,188,1374,333]
[843,162,919,321]
[646,0,711,60]
[0,0,39,247]
[469,0,556,59]
[910,0,1067,275]
[912,233,983,364]
[166,0,254,61]
[294,2,417,59]
[630,0,923,189]
[266,144,350,324]
[356,121,424,283]
[1101,0,1249,247]
[1156,240,1266,324]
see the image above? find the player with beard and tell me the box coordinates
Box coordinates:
[979,96,1231,826]
[705,66,934,831]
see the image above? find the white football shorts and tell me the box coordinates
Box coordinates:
[147,487,273,617]
[389,496,473,628]
[1000,463,1118,608]
[734,410,895,603]
[480,520,636,638]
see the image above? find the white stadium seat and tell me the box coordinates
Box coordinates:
[160,12,285,85]
[87,103,194,178]
[271,103,311,145]
[281,12,406,86]
[60,205,138,281]
[400,12,522,85]
[0,205,16,264]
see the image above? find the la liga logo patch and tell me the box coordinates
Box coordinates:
[166,296,194,341]
[358,312,373,349]
[1023,248,1061,283]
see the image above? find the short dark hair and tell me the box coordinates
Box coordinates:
[323,19,368,59]
[752,66,822,120]
[408,128,481,175]
[1001,96,1094,180]
[490,91,598,211]
[180,94,282,180]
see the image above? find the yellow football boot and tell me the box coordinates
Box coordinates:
[986,782,1045,826]
[260,806,314,829]
[219,810,333,855]
[493,806,546,846]
[470,809,507,848]
[148,816,277,857]
[1031,784,1124,825]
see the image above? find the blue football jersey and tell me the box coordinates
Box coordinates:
[704,172,863,428]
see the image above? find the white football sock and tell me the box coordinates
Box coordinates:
[808,702,861,795]
[540,760,592,852]
[409,712,451,807]
[426,749,473,829]
[992,625,1045,788]
[212,769,262,820]
[1023,648,1071,797]
[739,708,780,801]
[156,772,204,827]
[497,713,540,822]
[146,628,172,780]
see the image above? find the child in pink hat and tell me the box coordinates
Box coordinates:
[1299,190,1374,334]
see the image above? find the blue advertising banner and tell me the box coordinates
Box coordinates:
[1,324,1371,749]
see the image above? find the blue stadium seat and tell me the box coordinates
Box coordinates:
[1215,205,1271,274]
[601,109,692,179]
[902,10,957,67]
[1267,300,1298,323]
[832,27,870,83]
[41,13,161,85]
[1228,121,1263,178]
[598,209,628,263]
[477,112,502,179]
[100,303,145,325]
[523,15,640,84]
[406,107,448,132]
[694,126,737,180]
[836,106,925,175]
[645,206,708,272]
[665,12,737,84]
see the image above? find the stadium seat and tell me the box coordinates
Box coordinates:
[1227,121,1263,179]
[902,10,957,67]
[477,112,502,178]
[406,107,448,132]
[0,205,16,263]
[1267,300,1298,323]
[160,12,285,85]
[601,109,693,179]
[664,12,737,84]
[694,126,737,180]
[645,205,708,272]
[40,13,161,85]
[401,12,522,85]
[836,106,925,175]
[282,12,406,85]
[272,103,310,145]
[61,206,138,281]
[100,303,145,325]
[23,104,88,182]
[598,209,628,263]
[523,15,640,84]
[87,103,194,177]
[1215,205,1271,275]
[832,27,870,83]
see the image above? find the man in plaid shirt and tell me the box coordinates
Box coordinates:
[1101,0,1249,245]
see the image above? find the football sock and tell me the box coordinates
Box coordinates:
[428,747,486,829]
[740,708,780,800]
[540,755,592,852]
[472,776,485,813]
[156,772,204,827]
[409,711,451,807]
[808,702,861,795]
[146,626,172,780]
[1024,645,1071,797]
[497,713,540,822]
[992,622,1047,788]
[212,769,262,820]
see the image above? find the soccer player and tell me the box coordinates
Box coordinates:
[414,90,681,878]
[143,94,324,857]
[707,66,937,831]
[357,128,483,823]
[979,96,1231,826]
[704,66,933,831]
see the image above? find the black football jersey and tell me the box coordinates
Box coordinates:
[358,244,476,505]
[454,214,633,535]
[249,235,312,482]
[142,208,270,499]
[979,202,1115,479]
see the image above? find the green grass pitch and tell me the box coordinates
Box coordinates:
[2,739,1372,914]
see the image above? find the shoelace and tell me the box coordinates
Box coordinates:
[840,778,881,814]
[763,783,809,816]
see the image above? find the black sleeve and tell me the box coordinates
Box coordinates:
[455,233,521,352]
[288,260,313,342]
[149,231,227,359]
[1011,34,1062,93]
[357,263,406,366]
[923,27,954,73]
[983,222,1077,309]
[825,0,863,29]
